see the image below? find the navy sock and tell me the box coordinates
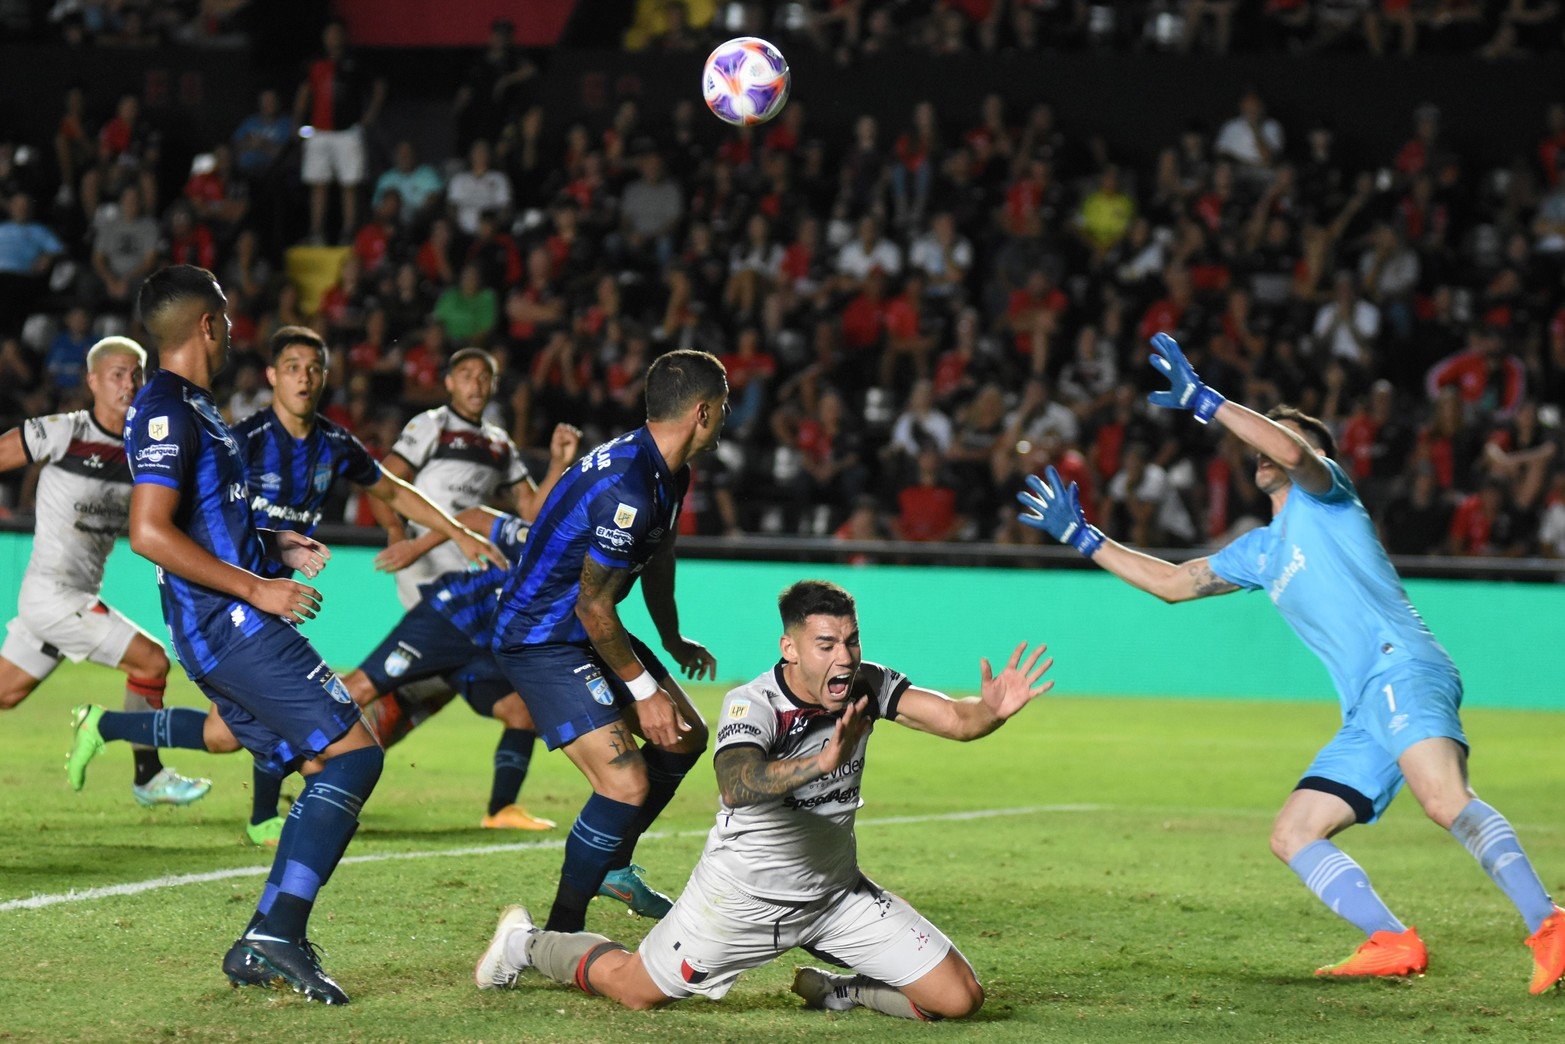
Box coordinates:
[545,793,640,933]
[606,746,702,872]
[249,788,307,934]
[251,764,285,826]
[98,708,207,750]
[488,729,536,816]
[256,745,382,942]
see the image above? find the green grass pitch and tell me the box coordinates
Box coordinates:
[2,663,1562,1041]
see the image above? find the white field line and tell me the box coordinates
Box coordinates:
[0,803,1102,914]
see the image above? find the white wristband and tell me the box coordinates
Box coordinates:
[626,671,660,701]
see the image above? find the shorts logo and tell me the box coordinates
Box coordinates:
[136,443,179,464]
[148,416,168,440]
[679,958,709,985]
[727,699,751,719]
[585,671,613,706]
[614,503,637,528]
[594,526,633,549]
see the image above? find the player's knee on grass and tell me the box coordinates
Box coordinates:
[904,953,985,1020]
[590,951,674,1011]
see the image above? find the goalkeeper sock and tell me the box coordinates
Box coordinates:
[488,729,536,815]
[1451,799,1555,934]
[123,680,166,786]
[98,708,207,750]
[250,764,284,826]
[546,793,640,932]
[512,930,625,992]
[1288,840,1406,936]
[605,746,702,872]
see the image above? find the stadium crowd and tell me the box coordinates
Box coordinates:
[1,12,1564,560]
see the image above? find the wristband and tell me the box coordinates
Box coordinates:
[626,671,660,701]
[1068,523,1106,559]
[1191,387,1226,425]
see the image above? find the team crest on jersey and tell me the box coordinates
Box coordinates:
[613,503,637,528]
[384,645,416,678]
[727,699,750,719]
[148,416,168,440]
[585,670,613,706]
[312,462,332,493]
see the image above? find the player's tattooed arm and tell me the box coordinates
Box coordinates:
[714,747,827,807]
[575,554,641,676]
[1177,558,1242,601]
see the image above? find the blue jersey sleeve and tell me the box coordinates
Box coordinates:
[585,481,652,570]
[1207,527,1269,591]
[489,512,530,561]
[340,430,383,488]
[126,399,196,490]
[1297,457,1356,506]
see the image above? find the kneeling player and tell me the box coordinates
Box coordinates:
[476,579,1053,1020]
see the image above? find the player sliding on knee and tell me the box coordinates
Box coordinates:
[0,336,207,806]
[476,579,1052,1019]
[1017,331,1565,994]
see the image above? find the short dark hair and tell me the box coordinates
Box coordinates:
[645,349,727,421]
[448,346,498,376]
[268,324,326,365]
[778,580,857,630]
[136,265,225,338]
[1267,404,1336,457]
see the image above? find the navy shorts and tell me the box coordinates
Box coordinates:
[194,616,360,775]
[361,602,511,717]
[494,633,671,750]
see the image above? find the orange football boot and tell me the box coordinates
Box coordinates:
[1525,906,1565,995]
[1315,928,1428,978]
[481,804,557,831]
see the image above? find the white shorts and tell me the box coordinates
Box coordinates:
[2,593,148,681]
[302,127,366,186]
[639,860,954,1001]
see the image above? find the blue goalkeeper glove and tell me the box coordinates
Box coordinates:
[1016,467,1105,558]
[1147,332,1225,424]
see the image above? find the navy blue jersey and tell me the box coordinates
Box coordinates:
[420,512,529,649]
[493,427,687,649]
[232,408,381,535]
[124,369,269,677]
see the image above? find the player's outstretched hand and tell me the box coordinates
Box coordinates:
[251,577,323,624]
[455,528,507,571]
[374,539,426,573]
[817,697,871,775]
[549,423,584,468]
[1017,467,1104,556]
[1147,332,1225,423]
[274,530,331,579]
[979,641,1054,722]
[636,686,692,749]
[664,636,717,681]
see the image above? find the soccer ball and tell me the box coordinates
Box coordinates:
[701,37,790,127]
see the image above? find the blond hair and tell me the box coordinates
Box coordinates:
[87,335,148,372]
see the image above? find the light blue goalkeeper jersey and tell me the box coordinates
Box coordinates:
[1208,457,1458,715]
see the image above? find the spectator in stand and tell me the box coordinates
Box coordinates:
[82,92,159,217]
[895,448,962,542]
[834,495,889,565]
[88,184,159,312]
[434,262,499,346]
[164,201,215,270]
[719,326,776,442]
[1425,326,1527,420]
[1359,222,1420,342]
[618,150,683,266]
[0,193,63,334]
[1449,478,1534,556]
[447,138,512,237]
[1482,399,1557,509]
[1312,270,1380,372]
[231,88,293,185]
[1215,87,1285,186]
[225,360,272,423]
[294,19,386,243]
[353,188,405,275]
[1077,165,1136,259]
[44,306,93,391]
[1416,384,1484,490]
[53,86,92,206]
[401,319,452,408]
[453,18,537,153]
[374,140,445,218]
[467,209,523,291]
[184,144,249,234]
[1381,467,1452,555]
[1538,470,1565,557]
[1104,440,1196,548]
[834,214,902,291]
[908,210,972,299]
[888,377,954,462]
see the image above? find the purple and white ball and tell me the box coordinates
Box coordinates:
[702,37,790,127]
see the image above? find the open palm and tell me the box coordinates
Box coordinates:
[979,642,1054,721]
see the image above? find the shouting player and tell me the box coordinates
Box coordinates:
[476,579,1053,1021]
[1017,332,1565,993]
[488,349,724,929]
[372,346,578,609]
[0,336,209,805]
[89,265,380,1003]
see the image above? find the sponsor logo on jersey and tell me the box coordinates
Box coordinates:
[727,699,750,719]
[228,482,247,502]
[717,722,763,742]
[1269,544,1307,605]
[594,525,634,549]
[783,785,860,810]
[614,503,637,528]
[148,416,168,440]
[136,443,180,463]
[585,670,613,706]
